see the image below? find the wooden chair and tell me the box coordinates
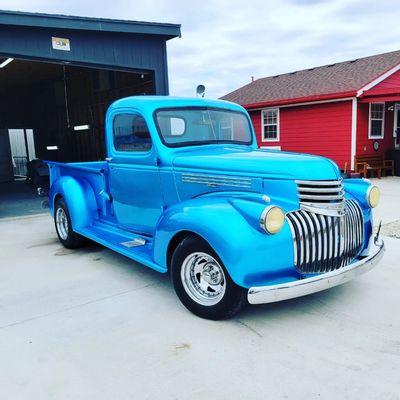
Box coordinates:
[354,155,395,178]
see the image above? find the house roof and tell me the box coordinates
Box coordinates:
[221,50,400,107]
[0,9,181,39]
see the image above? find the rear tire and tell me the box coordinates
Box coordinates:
[54,198,86,249]
[171,235,247,320]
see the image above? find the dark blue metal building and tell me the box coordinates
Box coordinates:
[0,10,180,94]
[0,10,181,170]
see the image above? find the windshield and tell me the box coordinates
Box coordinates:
[155,107,253,147]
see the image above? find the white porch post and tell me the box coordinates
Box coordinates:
[351,98,358,171]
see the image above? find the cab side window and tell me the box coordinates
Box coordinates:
[113,113,152,152]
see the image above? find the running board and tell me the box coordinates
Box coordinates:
[121,238,146,248]
[76,222,166,273]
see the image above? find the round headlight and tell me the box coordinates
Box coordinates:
[260,206,285,234]
[367,185,380,208]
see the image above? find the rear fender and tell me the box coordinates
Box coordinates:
[50,176,98,230]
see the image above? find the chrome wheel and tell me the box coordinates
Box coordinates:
[181,252,226,306]
[55,207,69,240]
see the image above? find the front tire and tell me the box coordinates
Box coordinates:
[54,198,86,249]
[171,236,246,320]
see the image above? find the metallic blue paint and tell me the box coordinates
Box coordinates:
[172,147,341,181]
[152,194,298,287]
[49,174,98,230]
[109,164,164,235]
[47,96,376,290]
[343,178,374,209]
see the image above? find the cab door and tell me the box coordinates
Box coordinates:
[107,110,164,235]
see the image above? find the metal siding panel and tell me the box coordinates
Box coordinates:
[249,110,262,145]
[280,101,353,170]
[0,25,168,94]
[356,102,394,160]
[0,10,181,37]
[251,101,352,168]
[367,69,400,92]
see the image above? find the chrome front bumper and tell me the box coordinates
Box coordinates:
[247,239,385,305]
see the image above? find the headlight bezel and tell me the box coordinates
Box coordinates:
[366,185,380,208]
[260,205,285,234]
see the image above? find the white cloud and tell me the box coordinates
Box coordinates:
[1,0,399,98]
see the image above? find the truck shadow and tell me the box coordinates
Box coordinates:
[239,283,352,323]
[52,239,359,324]
[78,241,355,322]
[78,241,171,283]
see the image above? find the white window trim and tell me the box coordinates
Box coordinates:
[261,108,280,142]
[260,145,281,150]
[368,102,385,139]
[393,104,400,138]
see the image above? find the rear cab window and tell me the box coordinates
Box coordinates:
[113,113,152,152]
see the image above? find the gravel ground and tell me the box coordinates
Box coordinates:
[378,220,400,238]
[370,177,400,239]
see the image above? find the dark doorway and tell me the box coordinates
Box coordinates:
[8,129,36,177]
[0,58,156,218]
[0,58,156,163]
[0,129,13,183]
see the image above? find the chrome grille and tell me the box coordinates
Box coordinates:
[286,199,364,274]
[296,179,345,216]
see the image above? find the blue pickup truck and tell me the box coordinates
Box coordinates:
[48,96,384,319]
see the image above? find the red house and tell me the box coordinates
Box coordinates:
[221,50,400,173]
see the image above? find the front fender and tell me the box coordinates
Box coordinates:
[50,176,98,230]
[343,178,371,209]
[153,195,297,288]
[344,179,374,252]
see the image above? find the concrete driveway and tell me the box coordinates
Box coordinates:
[0,180,47,219]
[1,179,399,400]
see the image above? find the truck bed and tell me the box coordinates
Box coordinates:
[46,160,166,273]
[47,160,110,217]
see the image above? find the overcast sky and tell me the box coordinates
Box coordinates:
[1,0,400,98]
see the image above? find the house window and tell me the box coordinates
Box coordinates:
[369,103,385,139]
[262,108,279,141]
[219,117,234,140]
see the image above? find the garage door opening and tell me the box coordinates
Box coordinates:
[0,58,155,162]
[0,57,155,218]
[8,129,36,178]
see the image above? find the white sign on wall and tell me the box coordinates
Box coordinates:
[51,37,71,51]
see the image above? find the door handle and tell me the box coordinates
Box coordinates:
[99,190,112,202]
[105,157,113,162]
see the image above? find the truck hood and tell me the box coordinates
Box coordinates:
[172,146,341,181]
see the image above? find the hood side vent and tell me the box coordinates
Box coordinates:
[182,173,252,189]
